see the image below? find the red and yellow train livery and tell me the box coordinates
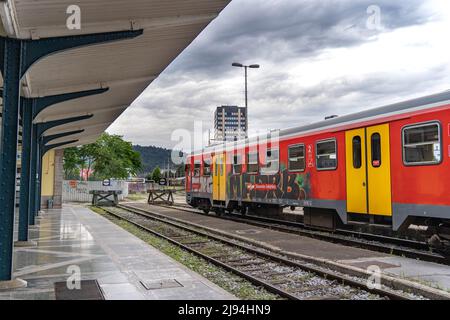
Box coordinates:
[185,91,450,247]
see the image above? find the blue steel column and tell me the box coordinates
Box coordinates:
[19,88,107,225]
[36,138,43,215]
[34,131,83,215]
[29,124,38,226]
[34,114,92,216]
[17,99,33,241]
[0,39,22,281]
[0,29,143,284]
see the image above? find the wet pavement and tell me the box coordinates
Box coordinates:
[0,205,235,300]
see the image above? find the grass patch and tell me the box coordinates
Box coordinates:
[90,206,279,300]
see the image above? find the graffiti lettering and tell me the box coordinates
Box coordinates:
[229,170,310,201]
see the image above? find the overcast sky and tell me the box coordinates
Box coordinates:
[108,0,450,150]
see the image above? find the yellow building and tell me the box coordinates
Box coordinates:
[40,150,64,209]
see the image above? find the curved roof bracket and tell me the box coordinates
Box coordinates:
[42,139,79,155]
[36,114,93,138]
[5,87,109,120]
[42,129,85,146]
[0,29,144,78]
[30,88,109,120]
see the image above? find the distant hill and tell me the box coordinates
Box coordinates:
[133,145,183,175]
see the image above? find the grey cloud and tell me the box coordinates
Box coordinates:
[167,0,430,76]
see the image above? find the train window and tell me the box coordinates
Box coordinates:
[403,122,441,165]
[203,158,211,176]
[371,133,382,168]
[233,154,242,174]
[288,144,305,172]
[247,152,259,173]
[194,161,201,177]
[352,136,362,169]
[260,149,279,175]
[316,139,337,170]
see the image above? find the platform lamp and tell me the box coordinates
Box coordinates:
[232,62,260,138]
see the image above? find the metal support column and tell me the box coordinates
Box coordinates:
[0,29,143,285]
[24,88,107,223]
[34,114,92,215]
[35,137,43,217]
[3,87,108,234]
[0,39,25,287]
[35,133,81,215]
[15,99,34,246]
[29,124,38,226]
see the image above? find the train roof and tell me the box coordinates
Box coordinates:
[192,90,450,156]
[280,89,450,138]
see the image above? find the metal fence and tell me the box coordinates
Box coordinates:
[62,180,129,203]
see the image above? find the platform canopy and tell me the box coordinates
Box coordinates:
[0,0,231,148]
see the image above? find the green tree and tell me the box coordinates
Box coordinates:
[62,133,142,180]
[63,147,82,180]
[92,133,142,180]
[79,143,98,180]
[151,166,162,183]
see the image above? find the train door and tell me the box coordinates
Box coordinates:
[345,124,392,216]
[367,124,392,216]
[213,153,226,202]
[346,128,368,213]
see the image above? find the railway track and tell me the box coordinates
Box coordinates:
[147,203,448,265]
[100,204,417,300]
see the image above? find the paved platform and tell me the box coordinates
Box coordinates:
[0,205,235,300]
[128,203,450,293]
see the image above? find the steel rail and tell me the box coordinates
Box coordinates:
[147,203,447,265]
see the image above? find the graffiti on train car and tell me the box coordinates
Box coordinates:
[192,176,213,193]
[228,170,311,201]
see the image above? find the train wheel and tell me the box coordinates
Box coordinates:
[203,208,210,214]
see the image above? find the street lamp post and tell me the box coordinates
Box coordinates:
[232,62,260,138]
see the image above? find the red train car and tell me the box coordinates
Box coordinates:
[186,91,450,246]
